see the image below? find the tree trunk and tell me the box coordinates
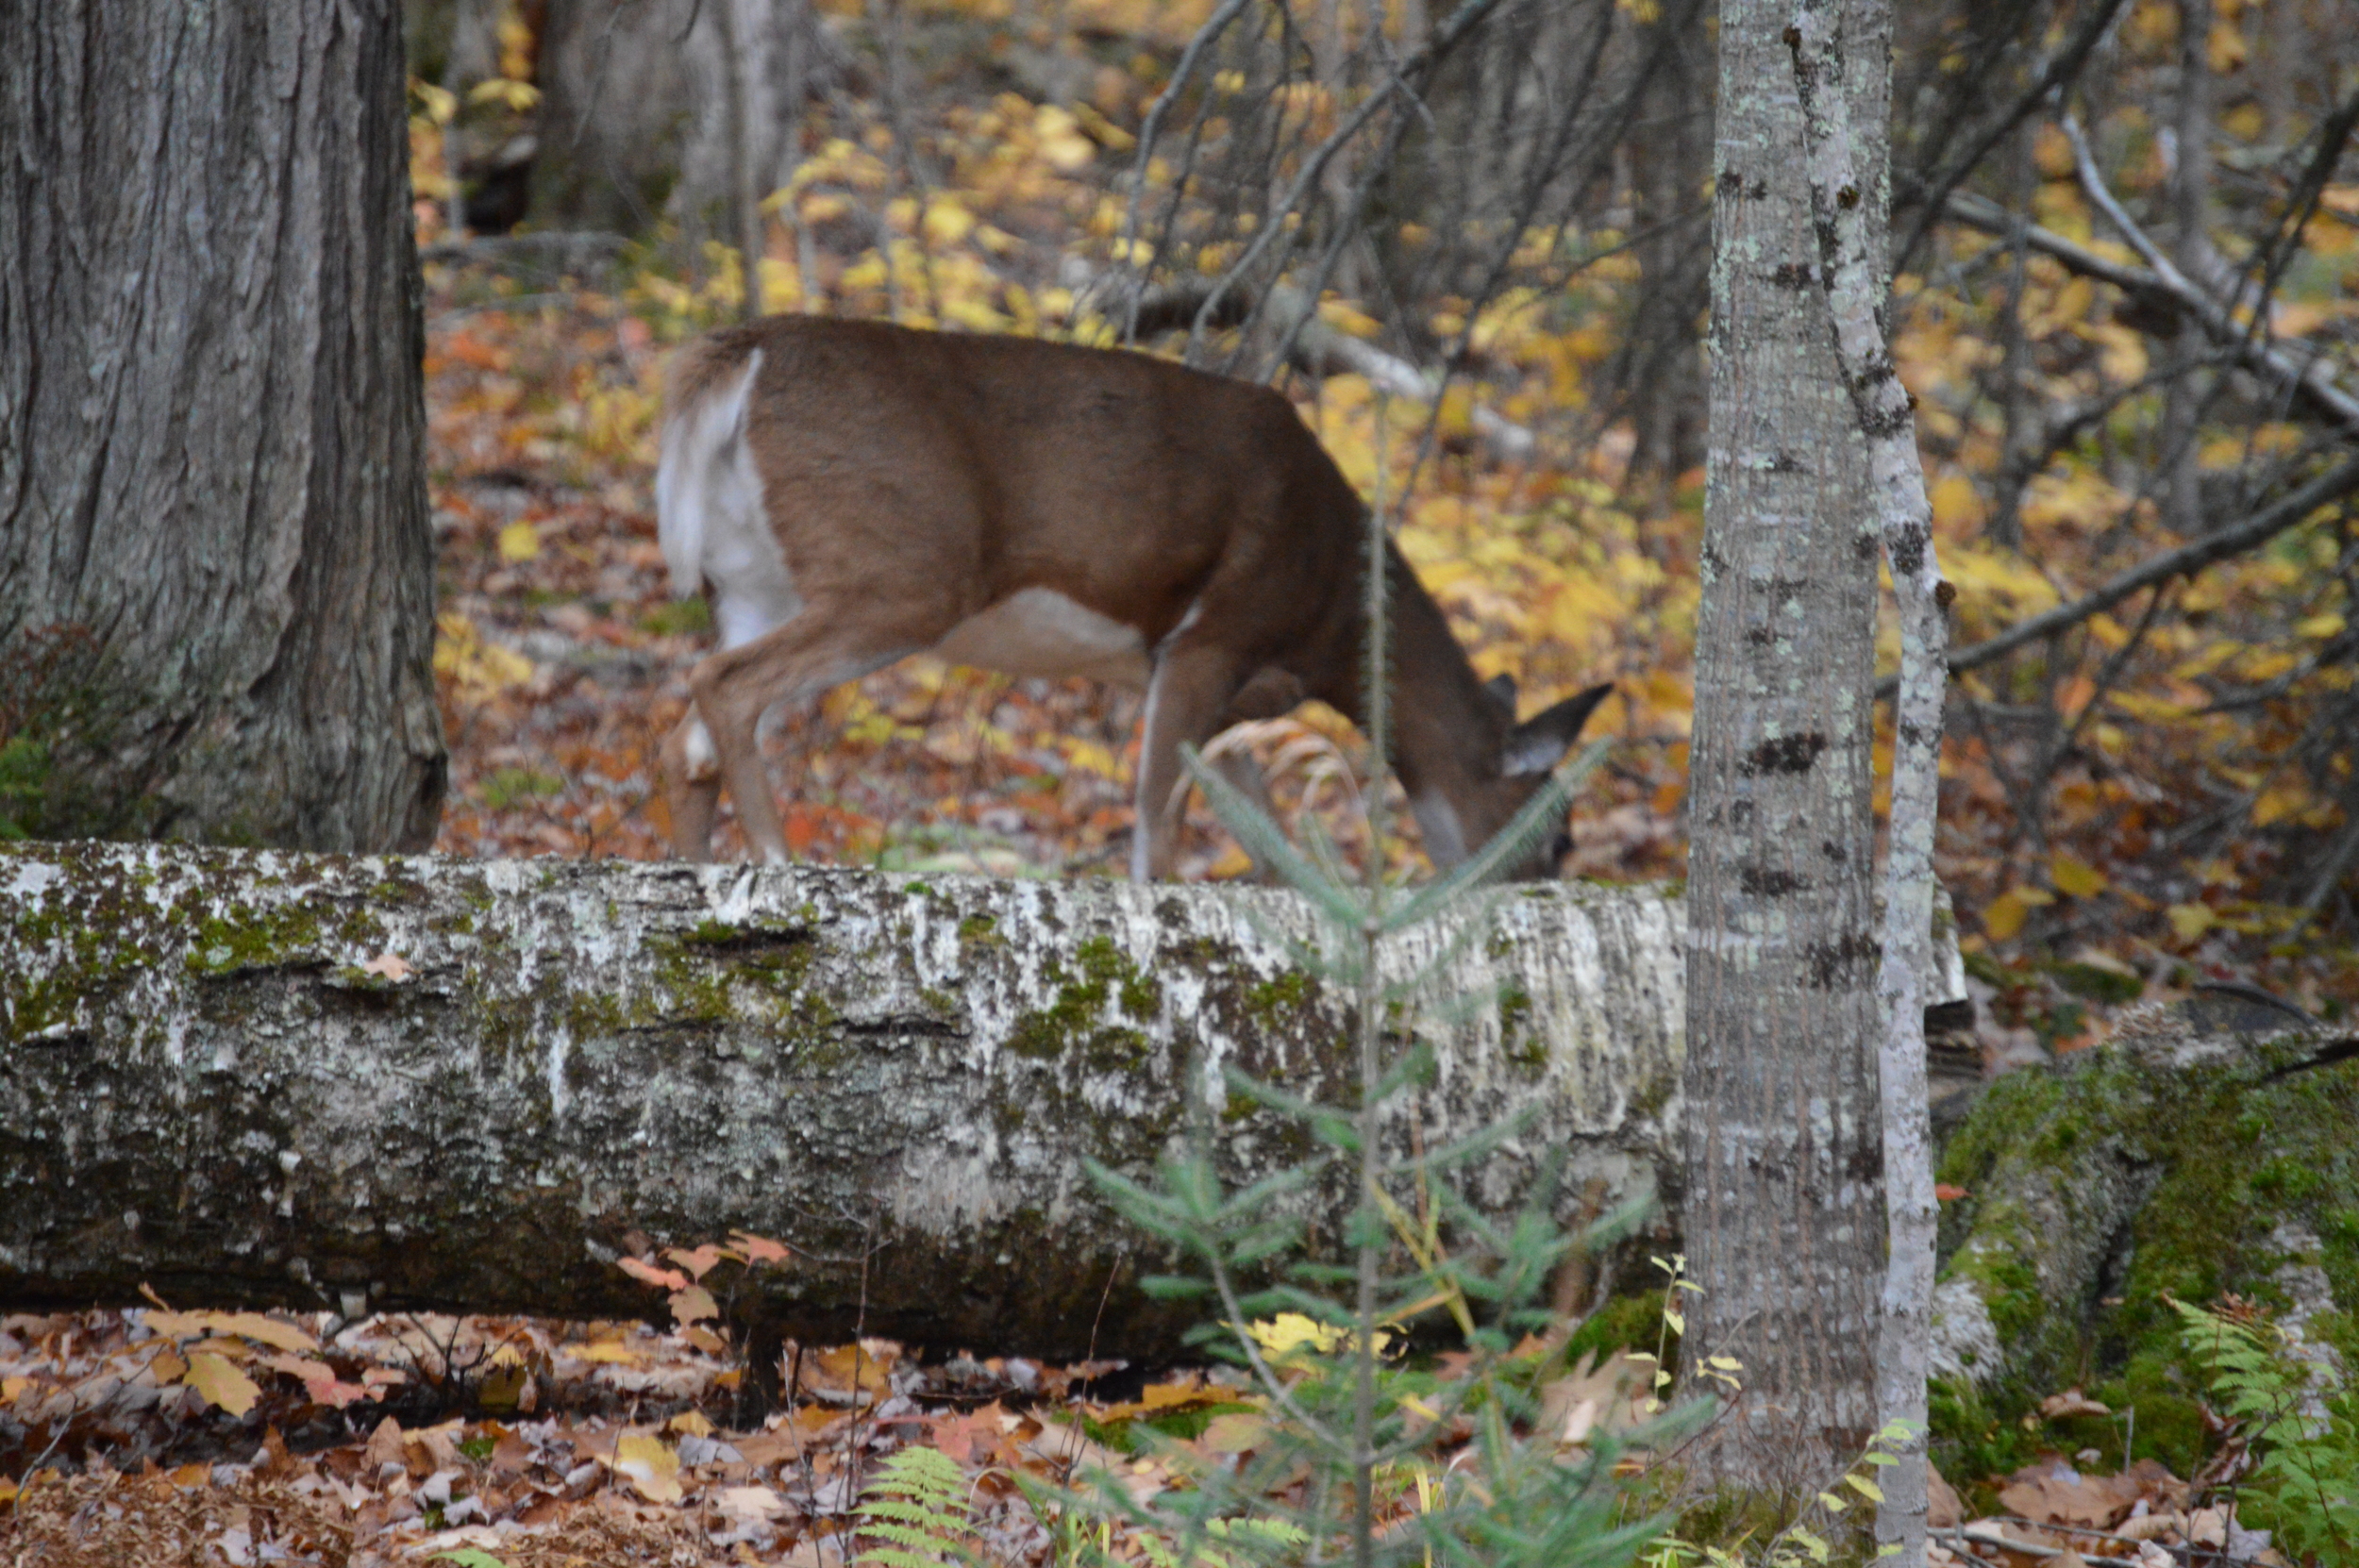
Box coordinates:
[0,842,1691,1361]
[530,0,829,241]
[2162,0,2217,537]
[1679,0,1891,1492]
[1624,10,1711,490]
[1791,4,1949,1558]
[0,0,445,852]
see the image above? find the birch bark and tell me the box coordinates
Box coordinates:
[1790,4,1950,1563]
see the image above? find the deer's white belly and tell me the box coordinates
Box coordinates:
[934,588,1151,687]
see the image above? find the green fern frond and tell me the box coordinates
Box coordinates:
[858,1446,974,1568]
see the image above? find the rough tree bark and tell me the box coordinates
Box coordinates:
[0,0,445,851]
[1679,0,1892,1492]
[0,842,1691,1360]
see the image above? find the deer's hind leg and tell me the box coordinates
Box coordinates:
[686,605,934,864]
[659,709,723,860]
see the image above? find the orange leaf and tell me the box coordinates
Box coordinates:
[619,1257,690,1292]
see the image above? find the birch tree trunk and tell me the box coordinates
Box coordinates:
[0,0,445,852]
[1792,5,1950,1562]
[0,842,1689,1361]
[1679,0,1890,1493]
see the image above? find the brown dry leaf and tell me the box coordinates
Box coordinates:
[1998,1457,2142,1528]
[362,1414,407,1471]
[2115,1510,2183,1542]
[718,1483,787,1522]
[360,951,412,979]
[1928,1461,1964,1528]
[2040,1387,2111,1419]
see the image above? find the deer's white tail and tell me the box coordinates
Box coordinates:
[656,346,799,649]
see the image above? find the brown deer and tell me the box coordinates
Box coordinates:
[654,317,1609,880]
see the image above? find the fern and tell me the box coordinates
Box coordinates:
[858,1445,976,1568]
[2175,1297,2359,1563]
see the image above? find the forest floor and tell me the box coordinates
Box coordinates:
[0,1295,2265,1567]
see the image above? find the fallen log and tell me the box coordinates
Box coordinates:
[1,842,1691,1359]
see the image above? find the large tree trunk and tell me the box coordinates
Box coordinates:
[1679,0,1893,1491]
[529,0,831,241]
[0,0,445,852]
[0,842,1691,1361]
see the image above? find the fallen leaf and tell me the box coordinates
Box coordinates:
[361,952,412,980]
[2041,1388,2112,1419]
[718,1484,787,1522]
[364,1415,407,1471]
[498,520,542,562]
[183,1351,260,1416]
[1199,1412,1272,1454]
[612,1431,683,1502]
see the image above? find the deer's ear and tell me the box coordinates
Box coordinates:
[1500,683,1613,777]
[1482,672,1518,713]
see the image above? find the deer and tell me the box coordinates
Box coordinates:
[653,316,1611,882]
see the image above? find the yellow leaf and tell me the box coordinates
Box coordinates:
[1983,887,2052,941]
[185,1351,261,1417]
[497,520,542,563]
[669,1410,717,1436]
[613,1432,683,1502]
[2254,784,2314,827]
[2296,612,2346,641]
[1206,843,1254,879]
[577,1342,644,1364]
[2167,903,2215,941]
[2050,855,2108,899]
[668,1284,719,1327]
[1844,1473,1885,1504]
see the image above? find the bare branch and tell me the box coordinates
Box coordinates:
[1941,452,2359,680]
[2062,112,2359,439]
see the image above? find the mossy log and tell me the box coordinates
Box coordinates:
[1928,999,2359,1478]
[1,842,1693,1359]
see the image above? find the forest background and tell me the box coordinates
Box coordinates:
[396,0,2359,1039]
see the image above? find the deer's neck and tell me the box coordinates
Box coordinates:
[1314,541,1504,859]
